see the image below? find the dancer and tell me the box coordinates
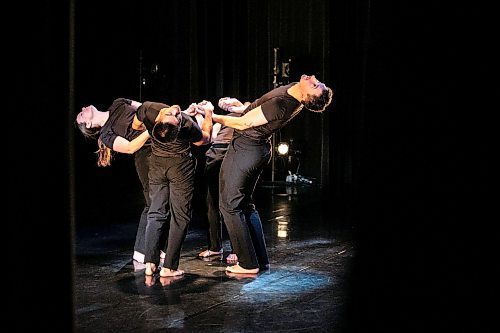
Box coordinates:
[212,74,334,274]
[75,98,163,264]
[197,98,249,263]
[133,101,213,277]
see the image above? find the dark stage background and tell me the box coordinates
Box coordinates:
[12,0,489,331]
[71,0,370,245]
[72,0,354,229]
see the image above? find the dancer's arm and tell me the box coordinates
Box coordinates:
[212,106,267,130]
[112,130,150,154]
[192,101,214,146]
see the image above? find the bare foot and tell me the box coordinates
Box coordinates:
[159,268,185,277]
[225,271,257,280]
[225,264,259,274]
[159,275,184,286]
[144,275,155,287]
[145,262,157,276]
[198,249,222,258]
[226,253,238,264]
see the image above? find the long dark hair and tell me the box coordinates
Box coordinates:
[76,121,113,167]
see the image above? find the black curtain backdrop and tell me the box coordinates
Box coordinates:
[11,0,489,331]
[73,0,363,229]
[10,1,73,331]
[74,0,345,185]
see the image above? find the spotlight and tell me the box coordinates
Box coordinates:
[277,142,289,156]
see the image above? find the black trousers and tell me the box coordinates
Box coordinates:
[219,135,271,269]
[144,153,195,270]
[133,145,151,255]
[204,146,225,251]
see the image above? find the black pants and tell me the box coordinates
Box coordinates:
[204,145,230,252]
[144,153,195,270]
[219,135,271,269]
[133,145,151,255]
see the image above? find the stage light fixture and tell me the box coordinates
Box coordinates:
[277,142,289,156]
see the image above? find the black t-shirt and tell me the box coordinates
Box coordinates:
[235,83,303,142]
[99,98,148,149]
[136,101,202,157]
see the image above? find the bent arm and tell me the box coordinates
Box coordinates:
[112,130,150,154]
[194,113,204,129]
[212,106,268,130]
[192,110,213,146]
[132,115,144,130]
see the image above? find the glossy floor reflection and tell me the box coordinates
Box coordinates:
[74,182,354,332]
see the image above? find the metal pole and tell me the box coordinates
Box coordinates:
[271,48,279,182]
[139,50,143,100]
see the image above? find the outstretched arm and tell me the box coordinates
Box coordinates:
[212,105,267,130]
[218,97,250,114]
[112,130,150,154]
[228,102,250,114]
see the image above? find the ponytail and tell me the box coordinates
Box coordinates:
[96,138,113,167]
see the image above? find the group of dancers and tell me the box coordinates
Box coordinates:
[75,74,333,279]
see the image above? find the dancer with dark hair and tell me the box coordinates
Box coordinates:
[76,98,161,264]
[212,74,334,274]
[198,98,250,263]
[133,101,213,277]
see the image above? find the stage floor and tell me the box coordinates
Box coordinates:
[73,182,355,332]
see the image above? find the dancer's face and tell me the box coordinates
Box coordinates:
[299,74,327,102]
[76,105,97,128]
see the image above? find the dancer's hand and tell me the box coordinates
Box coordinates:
[197,100,214,112]
[184,103,199,116]
[218,97,243,111]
